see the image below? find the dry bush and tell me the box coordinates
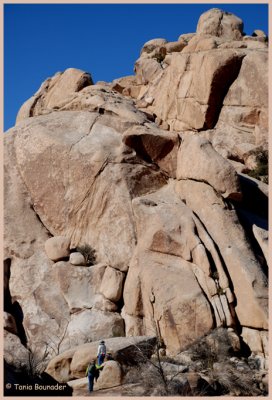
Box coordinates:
[76,243,96,265]
[210,363,262,396]
[186,327,236,370]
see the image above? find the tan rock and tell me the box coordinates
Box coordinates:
[176,135,241,199]
[69,251,86,266]
[54,261,117,313]
[124,183,214,354]
[100,267,125,302]
[123,123,179,177]
[165,40,186,53]
[95,360,123,390]
[252,225,268,263]
[46,348,76,383]
[16,68,93,124]
[252,29,267,39]
[63,310,125,349]
[122,85,142,99]
[224,52,267,108]
[141,49,245,131]
[4,331,29,370]
[210,51,268,162]
[5,129,72,358]
[178,33,195,43]
[134,57,163,85]
[46,336,155,382]
[67,377,88,391]
[182,34,218,53]
[175,180,268,330]
[196,8,244,40]
[44,236,70,261]
[140,38,167,56]
[12,110,167,271]
[121,308,144,336]
[4,312,17,335]
[241,327,268,357]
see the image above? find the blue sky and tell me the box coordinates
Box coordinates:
[4,3,268,131]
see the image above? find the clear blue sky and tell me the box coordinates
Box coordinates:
[4,3,268,131]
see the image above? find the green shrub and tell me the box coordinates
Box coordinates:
[247,150,268,183]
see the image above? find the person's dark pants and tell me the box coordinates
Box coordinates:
[98,354,105,366]
[88,373,94,392]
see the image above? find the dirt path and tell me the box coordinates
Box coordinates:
[72,383,146,397]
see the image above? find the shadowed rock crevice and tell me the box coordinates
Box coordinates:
[204,53,245,129]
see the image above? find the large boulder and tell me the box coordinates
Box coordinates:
[177,135,241,199]
[196,8,244,40]
[44,236,70,261]
[131,9,267,166]
[4,129,71,358]
[53,261,116,313]
[209,51,268,164]
[123,123,179,177]
[99,266,125,302]
[175,180,268,330]
[123,183,216,354]
[5,86,167,358]
[4,331,30,370]
[63,310,125,349]
[4,8,268,368]
[137,48,245,132]
[95,360,123,390]
[46,336,156,382]
[16,68,93,124]
[12,110,166,270]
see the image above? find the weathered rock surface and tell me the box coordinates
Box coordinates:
[123,123,179,177]
[46,336,156,382]
[4,7,268,377]
[209,51,268,164]
[44,236,70,261]
[177,135,241,199]
[100,267,125,302]
[123,183,215,354]
[241,327,268,357]
[119,9,268,168]
[252,225,268,263]
[4,331,29,370]
[175,180,268,330]
[69,251,86,266]
[4,312,18,335]
[5,95,167,359]
[95,360,123,390]
[54,261,116,313]
[196,8,244,40]
[16,68,93,124]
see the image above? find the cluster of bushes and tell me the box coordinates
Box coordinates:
[123,328,268,396]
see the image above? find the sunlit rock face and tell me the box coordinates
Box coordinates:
[4,8,268,370]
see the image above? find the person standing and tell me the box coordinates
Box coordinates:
[97,340,106,366]
[86,360,98,392]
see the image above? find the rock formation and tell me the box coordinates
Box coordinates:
[4,8,268,391]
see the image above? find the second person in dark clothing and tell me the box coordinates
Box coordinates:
[86,360,99,392]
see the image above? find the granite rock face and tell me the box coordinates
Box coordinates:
[4,7,268,374]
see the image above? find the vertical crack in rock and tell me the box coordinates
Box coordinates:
[204,53,246,129]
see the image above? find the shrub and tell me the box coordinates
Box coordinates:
[76,244,96,266]
[247,150,268,183]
